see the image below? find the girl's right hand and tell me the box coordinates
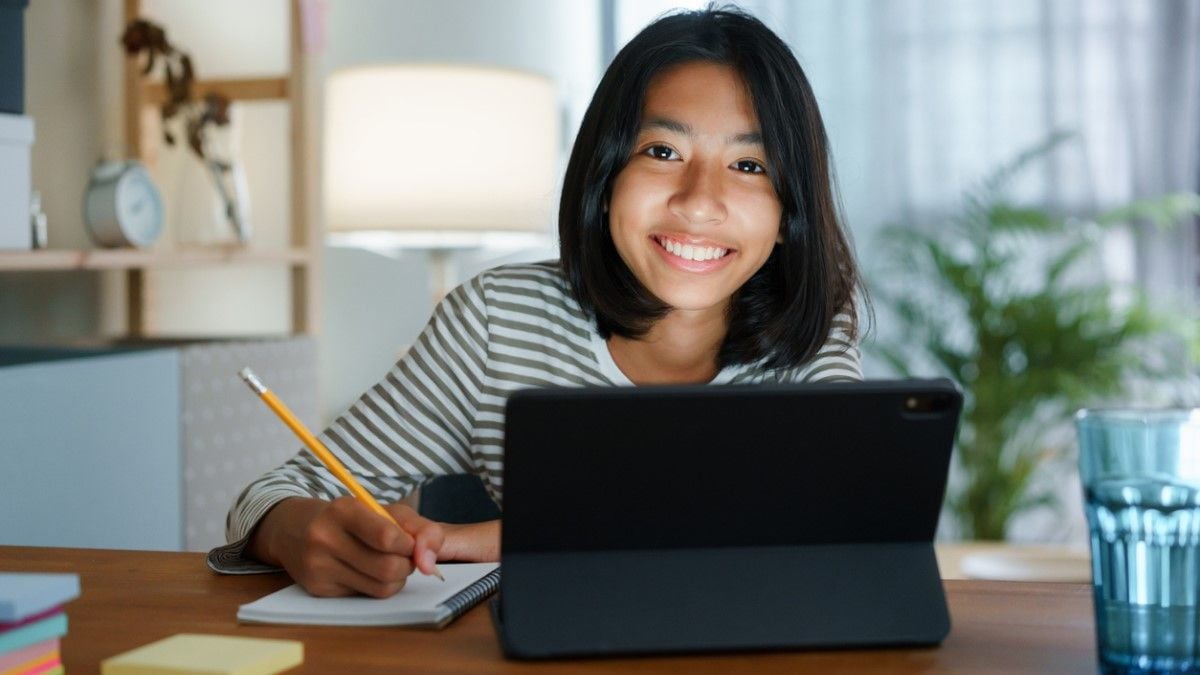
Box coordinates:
[247,496,444,598]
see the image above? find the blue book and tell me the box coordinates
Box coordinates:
[0,573,80,623]
[0,612,68,654]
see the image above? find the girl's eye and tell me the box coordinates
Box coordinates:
[733,159,766,174]
[643,145,679,161]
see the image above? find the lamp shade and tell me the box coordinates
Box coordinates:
[324,64,559,237]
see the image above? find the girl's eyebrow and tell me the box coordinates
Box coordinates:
[641,116,763,146]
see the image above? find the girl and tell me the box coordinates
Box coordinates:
[209,6,864,598]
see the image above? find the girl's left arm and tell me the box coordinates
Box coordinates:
[439,519,501,562]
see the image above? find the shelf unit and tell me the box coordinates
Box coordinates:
[0,247,311,271]
[0,0,320,337]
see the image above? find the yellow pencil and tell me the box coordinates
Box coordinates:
[238,367,443,581]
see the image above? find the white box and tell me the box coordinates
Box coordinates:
[0,112,33,249]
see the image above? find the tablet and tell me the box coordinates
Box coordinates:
[493,378,962,659]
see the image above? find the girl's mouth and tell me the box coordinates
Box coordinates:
[651,235,737,272]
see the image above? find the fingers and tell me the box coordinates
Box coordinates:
[318,523,414,589]
[333,498,415,556]
[284,497,446,598]
[322,555,408,599]
[301,580,354,598]
[325,498,444,580]
[289,497,416,598]
[389,504,446,577]
[301,554,407,599]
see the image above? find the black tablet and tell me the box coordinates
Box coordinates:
[493,378,962,659]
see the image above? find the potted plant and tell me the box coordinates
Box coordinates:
[872,131,1200,540]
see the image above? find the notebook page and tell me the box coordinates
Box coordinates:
[237,562,498,626]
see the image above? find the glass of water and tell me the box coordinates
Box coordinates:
[1077,408,1200,673]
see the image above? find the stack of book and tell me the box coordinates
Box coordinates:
[0,573,80,674]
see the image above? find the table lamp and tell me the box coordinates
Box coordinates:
[324,64,559,300]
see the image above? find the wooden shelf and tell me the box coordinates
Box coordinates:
[142,77,289,106]
[103,0,319,336]
[0,247,311,272]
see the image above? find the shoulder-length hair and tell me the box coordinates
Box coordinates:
[558,5,863,370]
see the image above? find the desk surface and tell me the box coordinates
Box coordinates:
[0,546,1097,673]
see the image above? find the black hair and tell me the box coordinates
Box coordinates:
[558,4,863,370]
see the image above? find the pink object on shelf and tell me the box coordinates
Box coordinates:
[298,0,327,54]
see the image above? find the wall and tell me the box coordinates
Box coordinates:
[321,245,432,424]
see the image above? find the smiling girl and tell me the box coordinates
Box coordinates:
[209,6,864,598]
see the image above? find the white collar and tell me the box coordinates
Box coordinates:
[588,328,738,386]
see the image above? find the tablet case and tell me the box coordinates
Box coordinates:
[493,379,961,658]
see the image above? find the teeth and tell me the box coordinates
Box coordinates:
[657,236,728,262]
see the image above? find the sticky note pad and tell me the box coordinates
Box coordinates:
[100,634,303,675]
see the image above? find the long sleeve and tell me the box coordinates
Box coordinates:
[208,277,491,573]
[797,307,863,383]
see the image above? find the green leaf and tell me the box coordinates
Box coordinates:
[986,204,1062,234]
[1097,192,1200,229]
[871,129,1200,540]
[1045,239,1094,286]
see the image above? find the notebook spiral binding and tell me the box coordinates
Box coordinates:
[442,568,502,621]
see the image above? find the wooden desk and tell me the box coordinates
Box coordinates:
[1,546,1097,673]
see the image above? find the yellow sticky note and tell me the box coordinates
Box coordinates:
[101,633,303,675]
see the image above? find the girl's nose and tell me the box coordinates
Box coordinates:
[668,161,726,226]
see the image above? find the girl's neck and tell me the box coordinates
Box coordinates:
[606,306,727,385]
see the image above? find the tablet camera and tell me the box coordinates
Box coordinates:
[902,393,955,415]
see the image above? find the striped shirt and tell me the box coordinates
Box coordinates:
[208,260,860,572]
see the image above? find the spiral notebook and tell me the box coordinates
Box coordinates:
[237,563,499,629]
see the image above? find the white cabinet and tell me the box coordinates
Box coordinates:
[0,337,316,551]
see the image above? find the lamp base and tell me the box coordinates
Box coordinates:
[326,230,553,306]
[429,248,453,304]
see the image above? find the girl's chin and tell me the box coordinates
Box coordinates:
[645,289,732,315]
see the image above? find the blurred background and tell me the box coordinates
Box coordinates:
[0,0,1197,564]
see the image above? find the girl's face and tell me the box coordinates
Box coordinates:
[608,61,783,317]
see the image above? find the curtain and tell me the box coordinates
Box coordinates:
[738,0,1200,307]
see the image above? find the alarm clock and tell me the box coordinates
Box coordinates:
[83,160,165,248]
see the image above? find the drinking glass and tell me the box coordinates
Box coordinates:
[1077,408,1200,673]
